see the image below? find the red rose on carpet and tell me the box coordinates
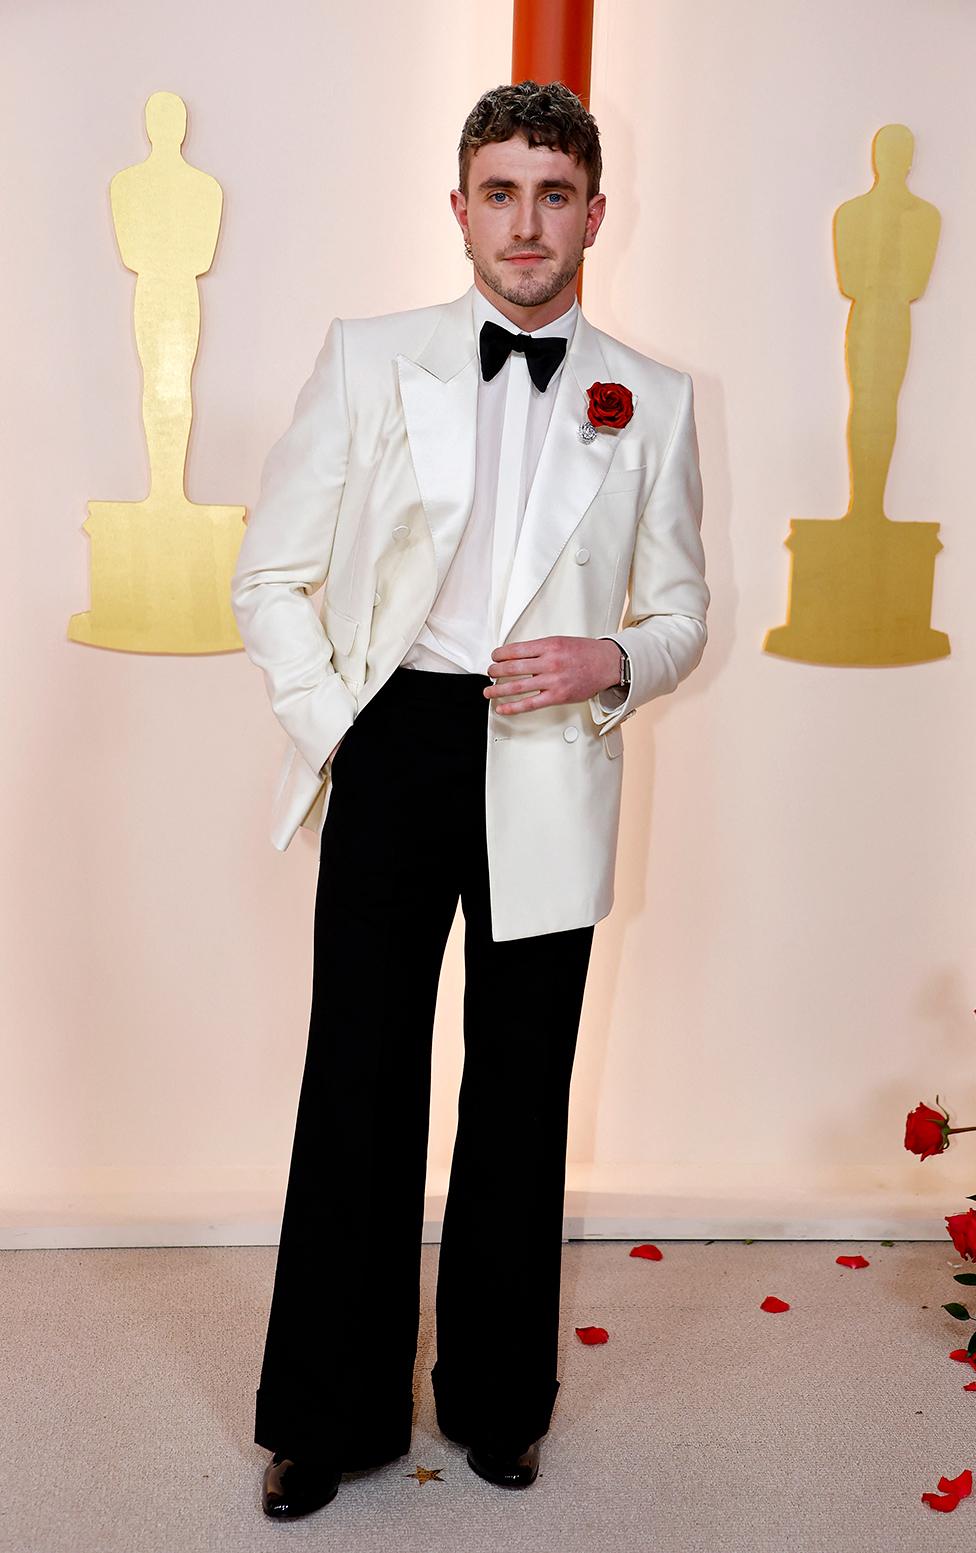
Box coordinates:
[629,1244,663,1260]
[575,1325,609,1344]
[946,1209,976,1261]
[904,1101,949,1159]
[586,381,634,429]
[760,1296,790,1313]
[836,1255,870,1269]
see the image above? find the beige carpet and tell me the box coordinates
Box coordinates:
[1,1239,973,1552]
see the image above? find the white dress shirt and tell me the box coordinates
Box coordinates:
[323,286,626,769]
[401,285,579,676]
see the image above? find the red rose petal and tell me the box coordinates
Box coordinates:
[836,1255,870,1269]
[629,1244,663,1260]
[575,1325,609,1344]
[760,1296,790,1312]
[922,1490,962,1512]
[939,1469,972,1497]
[949,1349,976,1368]
[963,1381,976,1391]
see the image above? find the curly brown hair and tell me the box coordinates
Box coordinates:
[457,80,602,203]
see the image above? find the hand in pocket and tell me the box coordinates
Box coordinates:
[320,732,347,778]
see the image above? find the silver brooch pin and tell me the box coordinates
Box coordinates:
[578,420,597,444]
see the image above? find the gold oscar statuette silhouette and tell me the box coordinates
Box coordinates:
[68,91,245,653]
[764,124,948,666]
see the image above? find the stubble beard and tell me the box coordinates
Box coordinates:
[472,239,585,313]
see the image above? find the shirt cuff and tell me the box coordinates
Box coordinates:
[596,682,628,713]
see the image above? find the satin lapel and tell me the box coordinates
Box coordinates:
[395,288,478,593]
[498,308,624,646]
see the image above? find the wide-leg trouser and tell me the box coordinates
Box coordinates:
[253,665,595,1469]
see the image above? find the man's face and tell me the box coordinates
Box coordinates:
[451,133,605,313]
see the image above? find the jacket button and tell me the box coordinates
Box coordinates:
[574,547,590,563]
[563,726,579,743]
[374,590,381,604]
[392,524,409,539]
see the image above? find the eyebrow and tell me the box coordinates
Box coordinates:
[475,177,578,193]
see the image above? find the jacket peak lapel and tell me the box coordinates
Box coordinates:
[497,308,623,645]
[395,289,478,591]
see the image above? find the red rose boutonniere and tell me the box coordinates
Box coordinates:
[579,381,635,443]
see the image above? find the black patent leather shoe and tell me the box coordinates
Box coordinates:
[466,1437,541,1488]
[261,1451,342,1517]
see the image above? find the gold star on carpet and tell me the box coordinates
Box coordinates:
[405,1465,445,1485]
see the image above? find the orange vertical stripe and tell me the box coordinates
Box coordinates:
[511,0,595,301]
[512,0,594,102]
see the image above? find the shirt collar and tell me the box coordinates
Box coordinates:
[471,283,579,345]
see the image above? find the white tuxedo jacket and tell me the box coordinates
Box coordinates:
[230,284,709,941]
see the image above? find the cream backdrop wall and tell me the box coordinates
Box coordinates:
[2,0,974,1248]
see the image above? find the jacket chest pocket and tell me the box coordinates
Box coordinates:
[599,464,647,498]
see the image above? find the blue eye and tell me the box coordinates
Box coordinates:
[486,191,567,205]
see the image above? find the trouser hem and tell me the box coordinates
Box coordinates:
[254,1386,414,1471]
[430,1366,560,1449]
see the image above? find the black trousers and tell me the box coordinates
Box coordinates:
[254,665,595,1468]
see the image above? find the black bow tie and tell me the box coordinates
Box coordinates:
[478,318,567,393]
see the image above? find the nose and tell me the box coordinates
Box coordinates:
[511,197,542,244]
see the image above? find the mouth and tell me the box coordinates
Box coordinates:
[505,254,547,265]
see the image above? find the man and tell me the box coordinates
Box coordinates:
[231,80,708,1520]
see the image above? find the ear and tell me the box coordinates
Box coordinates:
[449,188,468,230]
[585,192,607,244]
